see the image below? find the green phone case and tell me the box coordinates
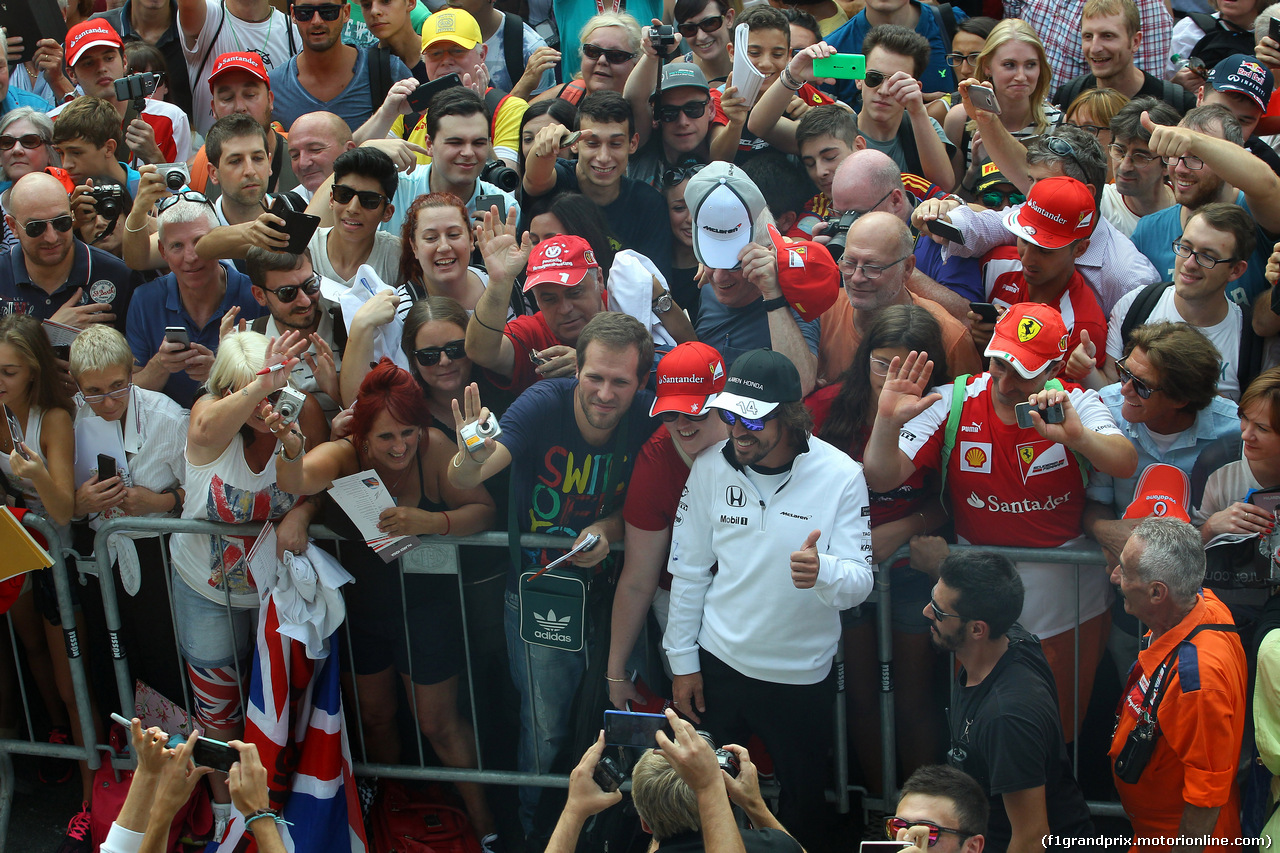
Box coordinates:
[812,53,866,80]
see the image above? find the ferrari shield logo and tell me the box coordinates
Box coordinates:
[1018,317,1042,342]
[1019,446,1035,464]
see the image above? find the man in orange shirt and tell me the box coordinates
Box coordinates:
[1110,516,1247,847]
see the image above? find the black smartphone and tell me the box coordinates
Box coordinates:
[97,454,117,483]
[1015,401,1065,428]
[3,404,30,461]
[929,218,965,246]
[969,302,999,324]
[3,0,68,65]
[191,736,239,772]
[603,710,673,748]
[268,196,321,255]
[474,194,507,221]
[164,326,191,349]
[1270,15,1280,43]
[406,73,464,112]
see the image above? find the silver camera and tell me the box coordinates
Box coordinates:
[270,386,306,427]
[157,162,190,191]
[459,416,501,454]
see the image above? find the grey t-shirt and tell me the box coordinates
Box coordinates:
[269,46,413,131]
[695,291,821,370]
[307,226,404,289]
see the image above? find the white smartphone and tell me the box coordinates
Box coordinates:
[967,83,1001,115]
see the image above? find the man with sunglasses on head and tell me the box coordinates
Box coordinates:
[625,64,732,191]
[888,765,988,853]
[306,147,401,288]
[125,195,264,406]
[176,0,300,136]
[268,1,413,131]
[0,171,140,333]
[923,550,1093,852]
[664,347,873,853]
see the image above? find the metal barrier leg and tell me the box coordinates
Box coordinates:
[877,562,897,813]
[832,638,848,813]
[40,524,99,774]
[0,748,12,848]
[87,527,143,719]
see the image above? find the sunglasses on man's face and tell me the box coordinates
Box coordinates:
[413,339,466,366]
[884,816,968,847]
[581,43,636,65]
[862,70,887,89]
[22,215,74,239]
[331,183,387,210]
[656,99,709,123]
[677,14,724,38]
[260,274,322,304]
[0,134,45,151]
[292,3,342,21]
[718,409,777,431]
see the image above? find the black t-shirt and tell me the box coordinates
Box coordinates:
[530,160,675,283]
[1052,72,1197,114]
[949,625,1094,849]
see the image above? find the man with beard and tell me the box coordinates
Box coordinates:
[449,310,656,837]
[663,347,873,853]
[1129,103,1280,305]
[926,550,1093,852]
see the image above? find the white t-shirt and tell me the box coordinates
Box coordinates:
[308,226,402,289]
[179,0,301,136]
[1100,183,1141,239]
[1106,285,1242,400]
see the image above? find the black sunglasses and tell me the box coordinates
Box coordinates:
[884,816,969,847]
[677,14,724,38]
[660,409,710,423]
[260,274,322,303]
[657,99,709,123]
[1115,357,1161,399]
[0,134,45,151]
[661,162,705,189]
[1043,135,1088,180]
[156,190,214,215]
[292,3,342,21]
[413,339,466,366]
[582,43,636,64]
[863,70,887,88]
[332,183,387,210]
[22,215,74,238]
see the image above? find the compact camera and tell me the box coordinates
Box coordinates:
[157,162,190,191]
[112,71,160,102]
[269,386,306,427]
[480,159,519,193]
[460,416,501,454]
[652,24,677,57]
[593,753,626,793]
[695,731,740,778]
[89,183,125,218]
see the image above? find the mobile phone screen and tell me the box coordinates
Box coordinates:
[191,736,239,772]
[603,710,673,748]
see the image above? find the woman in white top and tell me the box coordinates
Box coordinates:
[168,330,328,816]
[0,314,85,808]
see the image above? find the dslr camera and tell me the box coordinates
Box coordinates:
[113,72,161,102]
[89,183,126,218]
[695,731,740,778]
[157,163,190,191]
[480,159,519,193]
[823,210,858,256]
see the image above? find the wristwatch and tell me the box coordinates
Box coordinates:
[652,290,674,314]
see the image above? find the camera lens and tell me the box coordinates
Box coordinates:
[481,160,520,193]
[165,170,184,191]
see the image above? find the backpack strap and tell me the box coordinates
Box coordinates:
[370,46,393,119]
[1237,296,1264,393]
[1056,75,1088,110]
[250,315,269,334]
[898,113,923,182]
[1187,11,1220,32]
[502,12,527,87]
[929,3,956,54]
[1120,281,1172,350]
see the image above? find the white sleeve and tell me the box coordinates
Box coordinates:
[1105,288,1140,362]
[813,468,874,609]
[1069,387,1123,437]
[1193,469,1230,526]
[179,0,219,58]
[663,455,718,676]
[900,386,952,461]
[100,824,145,853]
[941,205,1016,260]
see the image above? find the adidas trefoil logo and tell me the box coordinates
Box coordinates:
[535,610,572,631]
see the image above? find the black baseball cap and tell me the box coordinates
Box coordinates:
[708,349,802,419]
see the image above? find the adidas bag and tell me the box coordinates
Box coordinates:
[519,569,586,651]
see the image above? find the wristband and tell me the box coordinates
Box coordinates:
[244,810,277,831]
[441,510,451,536]
[124,218,149,233]
[605,675,628,683]
[161,487,183,518]
[760,296,789,312]
[780,67,804,91]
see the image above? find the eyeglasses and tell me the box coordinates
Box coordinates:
[661,162,705,189]
[869,356,893,376]
[292,3,342,21]
[156,190,214,215]
[0,134,45,151]
[862,70,887,88]
[979,189,1026,209]
[1068,122,1107,137]
[22,215,74,238]
[945,51,980,68]
[928,593,962,620]
[838,253,910,280]
[1162,153,1205,170]
[884,817,969,847]
[260,274,322,303]
[581,43,637,65]
[829,187,893,230]
[332,183,388,210]
[718,408,778,431]
[413,339,466,366]
[656,100,710,123]
[1042,135,1088,180]
[677,14,724,38]
[1107,143,1161,166]
[660,409,711,423]
[1115,357,1162,400]
[78,381,131,405]
[1171,240,1236,270]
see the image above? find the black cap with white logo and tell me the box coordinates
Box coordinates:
[708,349,802,418]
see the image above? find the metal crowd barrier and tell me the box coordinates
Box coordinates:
[0,516,100,846]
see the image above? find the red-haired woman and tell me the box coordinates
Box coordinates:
[273,358,500,847]
[397,192,490,313]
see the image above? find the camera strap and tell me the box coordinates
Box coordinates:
[1132,623,1236,725]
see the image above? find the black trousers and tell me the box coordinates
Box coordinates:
[698,650,835,852]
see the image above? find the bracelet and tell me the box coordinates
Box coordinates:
[124,218,149,233]
[441,510,451,536]
[276,432,305,462]
[244,810,277,831]
[780,67,804,91]
[605,675,628,683]
[452,451,467,468]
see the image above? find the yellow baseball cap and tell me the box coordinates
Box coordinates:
[421,9,482,52]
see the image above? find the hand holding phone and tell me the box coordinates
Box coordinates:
[4,405,31,461]
[968,302,999,324]
[164,326,191,350]
[811,53,866,80]
[1014,400,1065,429]
[966,83,1001,115]
[929,218,965,246]
[191,735,240,772]
[603,709,674,748]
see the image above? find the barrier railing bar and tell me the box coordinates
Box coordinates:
[5,613,36,756]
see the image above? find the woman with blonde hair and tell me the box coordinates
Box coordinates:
[945,18,1061,190]
[534,12,644,104]
[1065,87,1129,181]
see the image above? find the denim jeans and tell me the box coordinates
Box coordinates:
[503,590,587,834]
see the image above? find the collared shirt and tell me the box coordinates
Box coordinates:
[1011,0,1173,89]
[90,0,194,117]
[385,164,521,237]
[124,261,263,407]
[944,203,1160,315]
[1090,384,1241,512]
[0,240,139,332]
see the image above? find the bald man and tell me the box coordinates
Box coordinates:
[0,172,140,331]
[288,112,357,201]
[815,208,981,386]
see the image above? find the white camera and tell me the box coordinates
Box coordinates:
[271,386,306,427]
[460,416,501,454]
[157,162,190,191]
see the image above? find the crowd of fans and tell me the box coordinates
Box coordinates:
[4,0,1280,849]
